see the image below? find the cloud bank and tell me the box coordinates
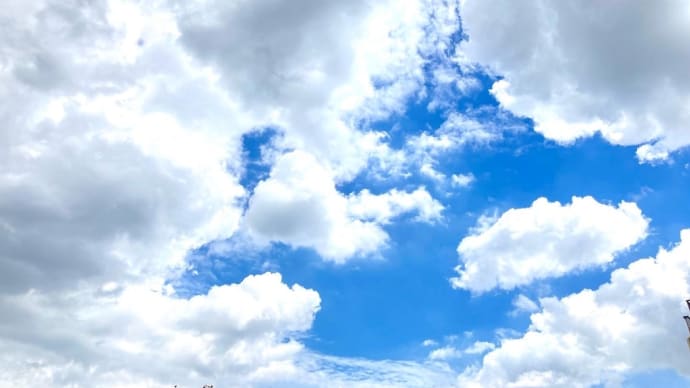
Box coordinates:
[459,0,690,161]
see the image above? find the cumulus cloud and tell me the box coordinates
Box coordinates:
[451,197,649,293]
[511,294,539,316]
[0,0,247,295]
[0,0,464,385]
[459,0,690,162]
[245,150,443,262]
[0,272,321,386]
[177,0,464,180]
[348,186,443,224]
[404,110,523,185]
[459,230,690,387]
[427,341,495,361]
[451,173,475,188]
[463,341,496,355]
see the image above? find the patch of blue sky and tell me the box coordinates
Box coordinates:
[239,127,281,192]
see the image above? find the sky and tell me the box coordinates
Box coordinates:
[2,0,690,387]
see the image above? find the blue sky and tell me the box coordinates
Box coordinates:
[4,0,690,387]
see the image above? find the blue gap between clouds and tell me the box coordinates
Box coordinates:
[238,127,280,193]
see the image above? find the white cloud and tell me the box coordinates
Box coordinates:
[0,0,246,294]
[420,162,448,182]
[438,112,501,145]
[245,151,388,262]
[451,173,475,188]
[451,196,649,293]
[458,229,690,387]
[459,0,690,162]
[407,112,499,157]
[422,339,439,347]
[178,0,464,180]
[348,186,443,224]
[0,272,321,387]
[511,294,539,315]
[463,341,496,355]
[0,0,462,283]
[291,354,457,387]
[399,112,484,186]
[429,346,463,360]
[0,0,465,385]
[403,110,523,186]
[427,341,495,361]
[427,65,481,111]
[245,150,443,262]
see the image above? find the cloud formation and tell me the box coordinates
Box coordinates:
[246,150,443,262]
[459,0,690,161]
[0,0,463,385]
[452,197,649,293]
[459,230,690,387]
[178,0,464,180]
[0,0,247,295]
[0,272,321,386]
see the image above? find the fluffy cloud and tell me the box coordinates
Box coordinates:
[459,0,690,162]
[0,272,321,386]
[405,113,487,183]
[0,0,247,295]
[245,150,443,262]
[459,229,690,387]
[422,339,439,347]
[452,197,649,293]
[177,0,464,180]
[427,341,495,361]
[0,0,464,385]
[429,346,463,361]
[511,294,539,316]
[348,186,443,224]
[404,110,523,185]
[451,173,475,188]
